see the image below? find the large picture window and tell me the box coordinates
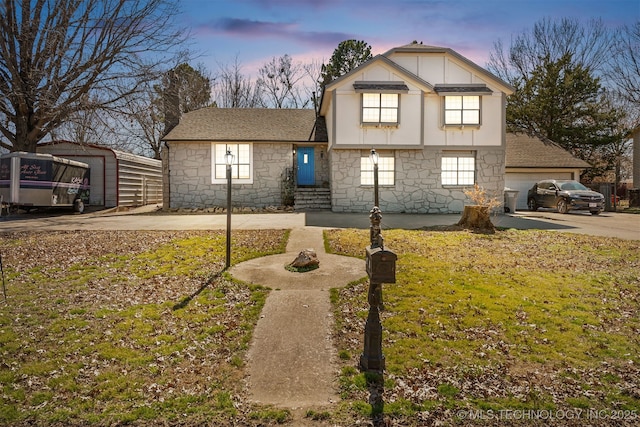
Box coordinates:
[441,155,475,186]
[362,93,399,125]
[361,153,395,186]
[211,143,253,184]
[444,95,480,125]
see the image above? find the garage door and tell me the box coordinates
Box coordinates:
[70,156,105,206]
[506,172,572,210]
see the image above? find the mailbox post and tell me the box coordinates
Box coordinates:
[360,206,396,373]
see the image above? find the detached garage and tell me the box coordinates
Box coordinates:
[38,141,162,208]
[505,133,590,210]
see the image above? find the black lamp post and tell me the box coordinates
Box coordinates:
[369,148,379,207]
[225,149,234,269]
[360,147,396,373]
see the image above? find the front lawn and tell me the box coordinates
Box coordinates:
[1,227,638,426]
[326,228,640,425]
[0,230,287,426]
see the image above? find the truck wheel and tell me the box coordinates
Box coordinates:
[73,199,85,214]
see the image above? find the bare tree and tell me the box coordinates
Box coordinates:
[609,22,640,117]
[132,63,211,159]
[212,57,263,108]
[0,0,186,152]
[258,55,308,108]
[50,94,114,144]
[303,59,324,114]
[488,18,614,84]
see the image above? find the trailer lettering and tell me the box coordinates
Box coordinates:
[20,161,49,180]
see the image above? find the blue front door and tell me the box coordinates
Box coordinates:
[297,147,315,185]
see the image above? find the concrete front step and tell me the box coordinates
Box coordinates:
[294,188,331,211]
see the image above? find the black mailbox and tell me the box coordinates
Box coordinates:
[366,246,397,283]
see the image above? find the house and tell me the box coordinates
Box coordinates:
[504,133,591,209]
[164,43,516,213]
[163,108,325,209]
[38,141,163,208]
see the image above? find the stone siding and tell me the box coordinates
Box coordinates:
[168,142,293,209]
[330,148,505,213]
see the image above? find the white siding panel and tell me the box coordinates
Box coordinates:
[417,56,445,82]
[447,59,473,83]
[363,65,392,81]
[424,95,445,145]
[392,56,418,75]
[445,129,474,146]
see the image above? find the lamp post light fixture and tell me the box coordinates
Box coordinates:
[369,148,379,208]
[360,147,397,374]
[225,148,234,269]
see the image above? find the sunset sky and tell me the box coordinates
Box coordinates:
[178,0,639,76]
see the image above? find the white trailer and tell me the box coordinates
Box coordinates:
[0,152,90,213]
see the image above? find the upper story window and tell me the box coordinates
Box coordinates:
[444,95,480,125]
[354,81,408,126]
[362,93,399,125]
[211,143,253,184]
[434,85,492,127]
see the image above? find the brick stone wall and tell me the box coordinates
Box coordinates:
[167,142,293,209]
[329,147,505,213]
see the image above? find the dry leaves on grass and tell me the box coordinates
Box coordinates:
[328,228,640,426]
[0,230,286,426]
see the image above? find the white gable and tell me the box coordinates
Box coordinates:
[320,45,512,150]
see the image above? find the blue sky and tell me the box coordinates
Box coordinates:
[179,0,639,76]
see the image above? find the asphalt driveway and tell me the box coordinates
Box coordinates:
[0,206,638,240]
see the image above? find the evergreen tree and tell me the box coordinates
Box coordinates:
[320,40,373,88]
[507,53,623,174]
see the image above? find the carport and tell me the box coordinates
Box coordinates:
[505,133,589,210]
[38,141,162,208]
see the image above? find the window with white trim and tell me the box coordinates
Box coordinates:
[211,143,253,184]
[444,95,480,125]
[441,155,475,186]
[361,153,395,186]
[362,93,399,125]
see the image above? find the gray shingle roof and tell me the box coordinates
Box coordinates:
[506,133,590,168]
[353,82,410,92]
[163,108,318,142]
[433,84,493,95]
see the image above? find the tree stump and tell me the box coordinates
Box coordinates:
[457,205,495,232]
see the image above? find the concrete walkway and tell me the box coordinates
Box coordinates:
[229,227,365,409]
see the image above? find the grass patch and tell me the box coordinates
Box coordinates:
[0,229,286,426]
[249,408,291,423]
[327,228,640,423]
[2,227,638,426]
